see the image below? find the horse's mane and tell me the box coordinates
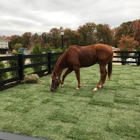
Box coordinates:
[53,51,66,75]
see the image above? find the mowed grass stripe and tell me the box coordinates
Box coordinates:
[0,65,140,140]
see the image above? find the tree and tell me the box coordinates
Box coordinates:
[131,19,140,45]
[21,32,32,49]
[118,35,139,65]
[30,33,42,50]
[95,24,113,45]
[118,35,139,51]
[63,28,76,48]
[73,30,81,45]
[13,43,23,53]
[41,32,50,49]
[49,28,60,48]
[112,27,118,47]
[9,35,22,50]
[78,22,96,45]
[115,21,133,47]
[30,44,44,71]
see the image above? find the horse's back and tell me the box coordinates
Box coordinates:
[65,44,113,67]
[67,44,113,54]
[95,44,113,53]
[93,44,113,61]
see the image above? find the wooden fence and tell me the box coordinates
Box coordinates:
[113,51,140,65]
[0,52,62,87]
[0,51,140,88]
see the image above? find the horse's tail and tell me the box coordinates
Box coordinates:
[108,57,113,80]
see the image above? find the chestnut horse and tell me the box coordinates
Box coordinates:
[50,44,113,92]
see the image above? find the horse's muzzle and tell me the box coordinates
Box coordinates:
[50,84,58,92]
[50,87,55,92]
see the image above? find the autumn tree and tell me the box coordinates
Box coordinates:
[30,33,42,48]
[7,18,140,52]
[95,24,113,45]
[115,21,133,47]
[49,28,60,48]
[9,35,22,50]
[118,35,139,51]
[21,32,32,48]
[78,22,96,45]
[73,30,81,45]
[40,32,50,49]
[111,27,118,47]
[63,28,76,48]
[78,25,86,45]
[131,19,140,46]
[118,35,139,64]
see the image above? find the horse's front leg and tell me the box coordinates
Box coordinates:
[61,68,73,87]
[74,66,81,90]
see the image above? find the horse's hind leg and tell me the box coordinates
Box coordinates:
[93,64,107,91]
[61,68,73,86]
[73,66,81,90]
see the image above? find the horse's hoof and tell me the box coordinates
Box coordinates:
[76,87,79,90]
[60,84,64,87]
[93,87,98,91]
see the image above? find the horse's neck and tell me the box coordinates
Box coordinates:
[54,54,66,77]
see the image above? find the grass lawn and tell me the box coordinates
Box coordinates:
[0,64,140,140]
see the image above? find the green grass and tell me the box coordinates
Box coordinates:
[0,64,140,140]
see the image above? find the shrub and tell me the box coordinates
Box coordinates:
[30,44,44,72]
[8,50,25,77]
[0,61,8,80]
[8,51,19,77]
[44,45,52,53]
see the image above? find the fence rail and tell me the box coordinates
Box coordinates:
[113,51,140,65]
[0,51,140,88]
[0,52,62,87]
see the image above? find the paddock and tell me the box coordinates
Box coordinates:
[0,65,140,140]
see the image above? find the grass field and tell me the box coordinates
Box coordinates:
[0,64,140,140]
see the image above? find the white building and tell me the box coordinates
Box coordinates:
[0,37,9,53]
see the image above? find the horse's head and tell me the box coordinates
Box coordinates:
[50,71,60,92]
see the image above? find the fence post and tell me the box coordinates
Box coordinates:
[48,52,51,74]
[137,51,140,66]
[18,53,24,80]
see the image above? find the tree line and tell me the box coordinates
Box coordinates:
[3,19,140,52]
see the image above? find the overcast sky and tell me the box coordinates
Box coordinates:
[0,0,140,36]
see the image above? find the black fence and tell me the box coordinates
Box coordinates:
[0,52,62,87]
[0,51,140,88]
[113,51,140,65]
